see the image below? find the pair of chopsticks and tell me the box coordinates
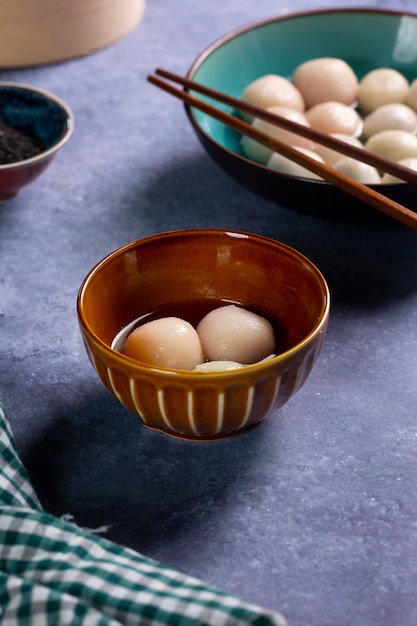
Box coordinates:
[147,68,417,230]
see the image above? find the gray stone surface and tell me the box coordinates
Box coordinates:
[1,1,417,625]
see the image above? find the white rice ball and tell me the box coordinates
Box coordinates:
[292,57,358,108]
[123,317,205,370]
[305,101,363,136]
[364,129,417,162]
[332,157,382,184]
[381,157,417,184]
[196,304,275,364]
[405,77,417,111]
[267,146,324,180]
[315,133,363,167]
[357,68,409,113]
[362,103,417,137]
[241,106,314,164]
[240,74,305,121]
[194,360,245,372]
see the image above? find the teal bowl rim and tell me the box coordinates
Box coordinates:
[186,7,417,79]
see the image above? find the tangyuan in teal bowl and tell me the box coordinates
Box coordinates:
[185,8,417,220]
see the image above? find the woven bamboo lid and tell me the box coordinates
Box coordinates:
[0,0,146,67]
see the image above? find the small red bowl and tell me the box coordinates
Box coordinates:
[0,82,73,200]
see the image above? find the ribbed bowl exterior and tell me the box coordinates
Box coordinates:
[81,324,326,440]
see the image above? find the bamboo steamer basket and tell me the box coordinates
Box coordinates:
[0,0,146,67]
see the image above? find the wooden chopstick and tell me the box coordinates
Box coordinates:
[155,67,417,186]
[147,72,417,230]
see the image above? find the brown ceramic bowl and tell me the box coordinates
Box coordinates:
[77,229,330,441]
[0,82,73,200]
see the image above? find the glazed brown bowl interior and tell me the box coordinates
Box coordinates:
[81,230,325,357]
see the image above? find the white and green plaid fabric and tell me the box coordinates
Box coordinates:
[0,404,287,626]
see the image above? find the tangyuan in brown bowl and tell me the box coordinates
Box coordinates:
[77,228,330,441]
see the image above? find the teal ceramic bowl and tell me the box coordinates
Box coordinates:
[185,8,417,219]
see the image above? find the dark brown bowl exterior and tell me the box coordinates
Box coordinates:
[77,229,330,440]
[192,131,416,221]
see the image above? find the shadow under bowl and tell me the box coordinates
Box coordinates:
[77,229,330,441]
[0,82,73,200]
[185,8,417,220]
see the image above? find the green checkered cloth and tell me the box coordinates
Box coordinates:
[0,404,287,626]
